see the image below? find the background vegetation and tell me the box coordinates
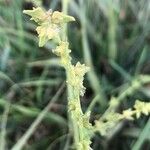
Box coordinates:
[0,0,150,149]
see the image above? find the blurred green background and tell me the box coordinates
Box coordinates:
[0,0,150,150]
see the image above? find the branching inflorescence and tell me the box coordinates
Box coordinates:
[23,7,150,150]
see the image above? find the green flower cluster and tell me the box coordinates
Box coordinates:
[95,100,150,136]
[23,7,75,46]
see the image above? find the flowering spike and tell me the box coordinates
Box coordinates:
[23,7,150,150]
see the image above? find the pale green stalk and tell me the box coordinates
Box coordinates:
[61,1,92,149]
[61,0,80,147]
[108,3,117,60]
[0,101,10,150]
[62,0,69,39]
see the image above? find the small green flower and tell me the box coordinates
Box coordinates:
[134,100,150,118]
[77,140,92,150]
[23,7,75,47]
[73,62,89,96]
[53,41,70,56]
[122,109,134,120]
[36,23,60,47]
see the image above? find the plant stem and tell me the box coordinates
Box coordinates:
[108,2,117,61]
[62,0,81,148]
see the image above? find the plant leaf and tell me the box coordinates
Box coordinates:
[52,11,75,24]
[23,7,49,24]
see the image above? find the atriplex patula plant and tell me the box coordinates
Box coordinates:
[23,7,150,150]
